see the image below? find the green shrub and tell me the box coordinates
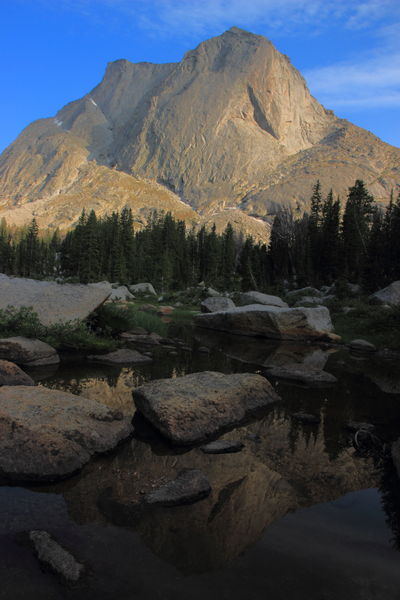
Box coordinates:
[94,303,168,336]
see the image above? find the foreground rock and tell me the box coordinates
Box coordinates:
[201,297,235,313]
[0,337,59,366]
[194,305,334,341]
[264,365,337,385]
[0,274,111,325]
[0,386,132,481]
[87,349,152,365]
[201,440,244,454]
[0,360,34,385]
[240,291,288,308]
[133,371,280,445]
[29,530,84,582]
[371,281,400,306]
[145,470,211,506]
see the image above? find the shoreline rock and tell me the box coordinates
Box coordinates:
[0,337,59,367]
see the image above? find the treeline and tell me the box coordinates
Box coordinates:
[0,180,399,292]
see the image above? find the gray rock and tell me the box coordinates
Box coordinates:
[0,337,59,367]
[201,440,244,454]
[294,296,323,307]
[205,287,220,297]
[129,282,156,296]
[0,386,132,481]
[194,304,334,341]
[0,274,111,325]
[286,287,323,298]
[349,339,377,353]
[264,365,337,385]
[240,291,288,308]
[201,297,235,313]
[371,281,400,306]
[0,360,34,386]
[87,349,152,365]
[107,285,135,301]
[29,530,84,582]
[134,371,280,445]
[145,470,211,506]
[119,332,160,345]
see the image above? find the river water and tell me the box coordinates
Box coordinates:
[1,323,400,599]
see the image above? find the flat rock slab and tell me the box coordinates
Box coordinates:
[200,440,244,454]
[0,337,59,366]
[240,291,288,308]
[87,349,152,365]
[29,530,84,582]
[264,365,337,385]
[133,371,280,445]
[194,304,333,341]
[0,274,111,325]
[0,360,34,385]
[145,470,211,506]
[0,386,132,481]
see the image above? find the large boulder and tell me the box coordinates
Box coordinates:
[133,371,280,445]
[194,305,334,341]
[0,360,34,386]
[370,281,400,306]
[0,337,59,366]
[201,297,235,313]
[240,291,288,308]
[0,386,132,481]
[129,282,156,296]
[0,274,111,325]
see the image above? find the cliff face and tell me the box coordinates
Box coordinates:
[0,27,399,238]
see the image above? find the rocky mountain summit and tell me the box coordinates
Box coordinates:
[0,27,399,239]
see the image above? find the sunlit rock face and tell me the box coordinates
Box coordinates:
[1,28,399,238]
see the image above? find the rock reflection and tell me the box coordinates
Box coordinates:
[43,408,379,574]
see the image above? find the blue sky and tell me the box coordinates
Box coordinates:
[1,0,399,152]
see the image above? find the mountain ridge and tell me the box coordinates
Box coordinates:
[0,27,399,241]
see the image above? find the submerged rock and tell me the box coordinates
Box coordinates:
[201,440,244,454]
[133,371,280,445]
[87,349,152,365]
[0,360,34,386]
[0,274,111,325]
[194,304,333,341]
[240,291,288,308]
[0,337,59,367]
[29,530,84,582]
[0,386,132,481]
[264,365,337,385]
[201,297,235,313]
[145,469,211,506]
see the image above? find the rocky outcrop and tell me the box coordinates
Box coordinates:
[0,337,59,366]
[87,348,152,365]
[0,29,398,237]
[194,304,334,341]
[0,274,111,325]
[29,530,84,582]
[371,281,400,306]
[240,292,288,308]
[0,360,34,385]
[0,386,132,481]
[133,371,280,445]
[145,470,211,506]
[107,286,135,301]
[200,297,235,313]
